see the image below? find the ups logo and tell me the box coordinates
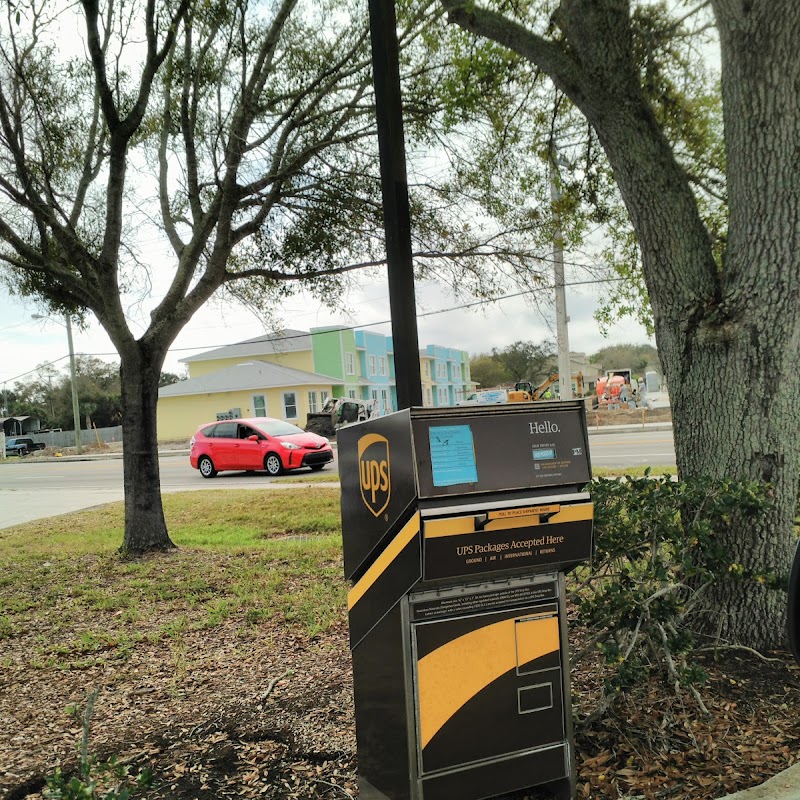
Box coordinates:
[358,433,391,517]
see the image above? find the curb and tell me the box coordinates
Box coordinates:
[3,449,189,464]
[587,422,672,436]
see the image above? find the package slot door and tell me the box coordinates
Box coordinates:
[414,607,566,776]
[484,502,594,531]
[422,503,594,582]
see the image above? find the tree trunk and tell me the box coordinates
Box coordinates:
[665,324,800,648]
[569,0,800,649]
[559,0,800,648]
[666,2,800,649]
[119,348,175,556]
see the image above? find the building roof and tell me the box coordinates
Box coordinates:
[158,360,340,398]
[180,329,312,363]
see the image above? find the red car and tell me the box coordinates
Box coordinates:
[189,417,333,478]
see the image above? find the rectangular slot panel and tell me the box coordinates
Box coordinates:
[519,680,555,714]
[516,614,561,675]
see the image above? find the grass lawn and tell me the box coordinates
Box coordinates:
[0,488,355,799]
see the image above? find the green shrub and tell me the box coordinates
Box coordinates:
[572,472,772,715]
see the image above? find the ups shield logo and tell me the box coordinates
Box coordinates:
[358,433,391,517]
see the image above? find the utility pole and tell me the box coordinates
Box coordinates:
[65,314,83,454]
[368,0,423,410]
[550,152,573,400]
[33,313,83,452]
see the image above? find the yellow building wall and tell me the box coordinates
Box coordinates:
[420,358,435,406]
[186,350,315,378]
[157,384,333,441]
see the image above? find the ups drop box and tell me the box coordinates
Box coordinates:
[339,402,593,800]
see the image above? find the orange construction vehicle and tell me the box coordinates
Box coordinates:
[523,372,585,401]
[596,369,634,407]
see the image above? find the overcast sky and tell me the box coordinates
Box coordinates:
[0,270,652,390]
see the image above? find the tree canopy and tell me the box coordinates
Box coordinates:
[589,343,660,378]
[0,0,569,553]
[7,357,122,430]
[471,339,555,387]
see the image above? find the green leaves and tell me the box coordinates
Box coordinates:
[575,473,772,705]
[470,339,555,386]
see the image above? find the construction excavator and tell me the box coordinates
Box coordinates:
[514,373,585,401]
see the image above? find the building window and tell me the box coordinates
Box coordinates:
[321,390,329,405]
[369,355,376,375]
[253,395,266,417]
[348,389,357,399]
[380,389,390,414]
[426,388,433,406]
[283,392,297,419]
[345,352,355,375]
[308,391,318,413]
[379,356,386,376]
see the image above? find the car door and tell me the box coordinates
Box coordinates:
[235,424,264,470]
[209,421,238,470]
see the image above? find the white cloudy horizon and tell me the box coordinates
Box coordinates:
[0,271,653,390]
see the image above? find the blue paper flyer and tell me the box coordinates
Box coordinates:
[429,425,478,486]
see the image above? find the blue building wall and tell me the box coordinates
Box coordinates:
[421,344,470,406]
[355,329,393,414]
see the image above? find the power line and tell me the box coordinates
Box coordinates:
[2,274,628,376]
[3,355,70,385]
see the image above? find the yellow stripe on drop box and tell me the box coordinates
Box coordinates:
[347,512,421,611]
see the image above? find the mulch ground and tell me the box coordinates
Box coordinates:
[2,600,799,800]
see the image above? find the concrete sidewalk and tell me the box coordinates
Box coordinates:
[722,763,800,799]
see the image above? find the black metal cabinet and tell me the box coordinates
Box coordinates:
[339,402,593,800]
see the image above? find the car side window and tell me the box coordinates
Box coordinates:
[213,422,237,438]
[238,425,258,439]
[202,424,218,437]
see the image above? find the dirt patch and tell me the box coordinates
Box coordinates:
[588,406,672,427]
[2,603,798,800]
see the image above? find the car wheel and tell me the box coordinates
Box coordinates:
[264,452,284,476]
[198,455,217,478]
[309,464,326,472]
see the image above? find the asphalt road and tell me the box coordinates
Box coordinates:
[0,426,675,529]
[588,427,676,469]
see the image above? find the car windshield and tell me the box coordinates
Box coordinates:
[256,420,306,437]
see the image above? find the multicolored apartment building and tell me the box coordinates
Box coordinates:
[157,327,474,440]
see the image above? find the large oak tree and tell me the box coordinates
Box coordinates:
[442,0,800,648]
[0,0,554,555]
